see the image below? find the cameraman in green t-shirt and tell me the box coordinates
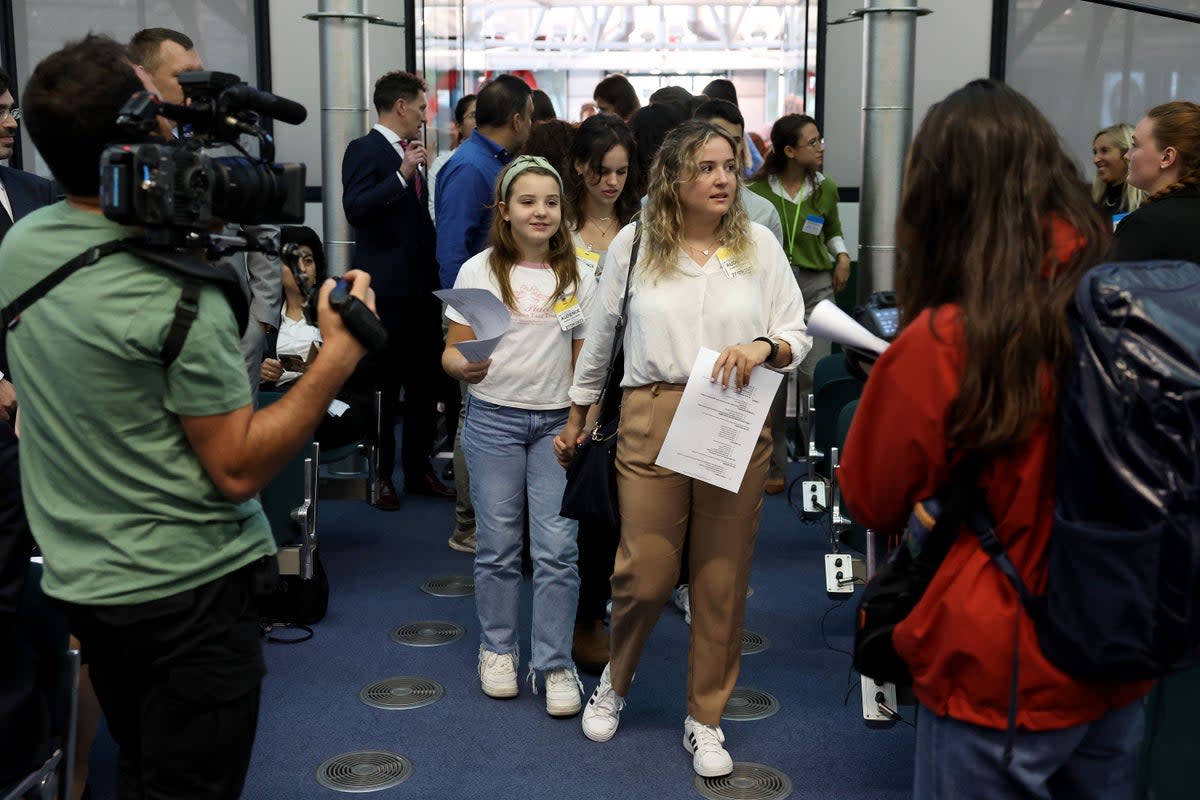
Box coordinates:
[0,35,374,799]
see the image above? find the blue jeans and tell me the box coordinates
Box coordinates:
[462,396,579,671]
[914,700,1144,799]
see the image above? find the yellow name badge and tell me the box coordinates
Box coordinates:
[715,246,749,279]
[575,246,602,279]
[553,295,585,331]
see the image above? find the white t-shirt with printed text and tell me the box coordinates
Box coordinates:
[447,248,596,410]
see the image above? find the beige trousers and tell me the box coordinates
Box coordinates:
[608,383,771,724]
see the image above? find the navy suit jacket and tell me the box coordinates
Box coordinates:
[341,129,439,300]
[0,166,58,379]
[0,166,57,227]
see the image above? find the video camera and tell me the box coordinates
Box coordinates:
[99,71,306,254]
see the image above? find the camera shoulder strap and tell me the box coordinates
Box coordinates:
[1,238,137,331]
[1,237,245,369]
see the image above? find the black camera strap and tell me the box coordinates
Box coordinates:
[1,238,137,331]
[1,237,249,369]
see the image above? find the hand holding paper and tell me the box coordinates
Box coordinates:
[655,348,783,492]
[435,288,513,362]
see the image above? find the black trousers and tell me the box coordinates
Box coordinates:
[375,295,444,482]
[61,559,272,800]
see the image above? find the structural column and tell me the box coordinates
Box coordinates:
[856,1,927,298]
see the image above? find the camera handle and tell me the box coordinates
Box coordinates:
[281,248,387,355]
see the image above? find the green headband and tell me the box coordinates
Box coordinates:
[499,155,564,199]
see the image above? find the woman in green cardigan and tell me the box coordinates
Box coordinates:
[747,114,850,491]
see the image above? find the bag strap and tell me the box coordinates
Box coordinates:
[590,222,641,434]
[2,237,205,369]
[1,238,136,331]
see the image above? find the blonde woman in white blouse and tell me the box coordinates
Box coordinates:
[555,121,810,777]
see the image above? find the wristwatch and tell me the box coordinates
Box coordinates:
[753,336,779,365]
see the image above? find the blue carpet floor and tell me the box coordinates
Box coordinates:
[87,462,915,799]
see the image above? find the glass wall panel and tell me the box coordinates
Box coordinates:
[14,0,257,176]
[1006,0,1200,173]
[416,0,816,150]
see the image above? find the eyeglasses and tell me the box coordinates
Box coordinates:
[0,107,21,122]
[464,112,476,120]
[803,136,824,150]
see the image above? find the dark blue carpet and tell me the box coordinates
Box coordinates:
[87,462,915,799]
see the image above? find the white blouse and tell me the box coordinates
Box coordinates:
[568,222,811,406]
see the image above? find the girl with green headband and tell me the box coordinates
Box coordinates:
[442,155,595,717]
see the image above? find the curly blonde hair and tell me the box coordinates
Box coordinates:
[639,121,751,283]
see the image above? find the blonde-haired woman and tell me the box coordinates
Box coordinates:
[556,120,809,776]
[1091,123,1145,224]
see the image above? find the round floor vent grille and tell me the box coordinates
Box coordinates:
[315,751,414,793]
[694,762,793,800]
[722,687,781,721]
[359,676,445,710]
[389,620,466,647]
[741,629,770,655]
[420,575,474,597]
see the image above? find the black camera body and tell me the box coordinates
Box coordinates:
[100,71,306,250]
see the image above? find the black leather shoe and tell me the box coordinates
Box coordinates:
[370,479,400,510]
[405,472,456,500]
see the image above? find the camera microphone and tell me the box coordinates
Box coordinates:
[220,85,307,126]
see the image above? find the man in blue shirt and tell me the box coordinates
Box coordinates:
[434,74,533,553]
[435,75,533,289]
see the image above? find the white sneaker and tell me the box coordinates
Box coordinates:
[581,663,625,742]
[673,584,692,625]
[544,667,584,717]
[478,646,518,699]
[682,715,734,778]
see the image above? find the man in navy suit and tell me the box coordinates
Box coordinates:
[343,71,453,507]
[0,65,57,419]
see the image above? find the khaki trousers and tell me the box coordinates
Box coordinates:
[608,383,771,725]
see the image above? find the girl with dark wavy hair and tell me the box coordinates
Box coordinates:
[442,156,595,719]
[840,79,1151,799]
[566,113,639,279]
[1110,100,1200,263]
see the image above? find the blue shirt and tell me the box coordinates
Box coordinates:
[434,129,513,289]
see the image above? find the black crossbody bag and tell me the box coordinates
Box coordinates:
[559,223,641,529]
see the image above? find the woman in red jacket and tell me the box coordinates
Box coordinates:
[840,79,1151,799]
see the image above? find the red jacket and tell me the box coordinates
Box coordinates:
[840,305,1152,731]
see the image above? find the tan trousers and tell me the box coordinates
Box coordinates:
[608,383,772,725]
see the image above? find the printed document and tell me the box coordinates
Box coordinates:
[655,347,783,492]
[435,288,513,362]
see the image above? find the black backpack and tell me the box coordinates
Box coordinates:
[855,260,1200,686]
[1036,259,1200,679]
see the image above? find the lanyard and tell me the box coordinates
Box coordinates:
[778,187,808,264]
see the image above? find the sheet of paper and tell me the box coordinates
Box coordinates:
[655,347,784,493]
[435,288,513,362]
[807,299,890,356]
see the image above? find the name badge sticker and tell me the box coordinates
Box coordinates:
[553,295,585,331]
[716,246,750,279]
[802,214,825,236]
[575,246,602,279]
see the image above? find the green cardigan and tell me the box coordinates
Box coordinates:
[747,175,843,272]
